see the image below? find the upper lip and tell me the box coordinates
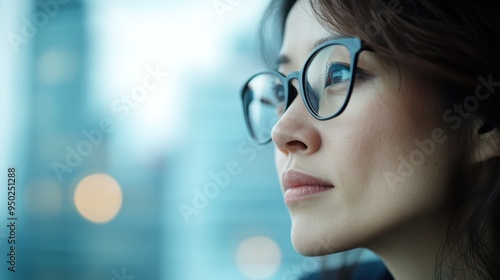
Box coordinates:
[282,170,334,192]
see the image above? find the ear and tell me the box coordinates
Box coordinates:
[471,119,500,164]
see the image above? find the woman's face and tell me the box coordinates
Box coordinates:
[273,1,462,255]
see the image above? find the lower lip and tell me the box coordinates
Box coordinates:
[284,185,333,203]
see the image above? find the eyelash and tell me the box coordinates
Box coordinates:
[324,61,371,84]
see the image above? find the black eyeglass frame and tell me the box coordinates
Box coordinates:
[241,37,373,144]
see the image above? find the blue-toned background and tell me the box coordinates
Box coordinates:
[0,1,376,279]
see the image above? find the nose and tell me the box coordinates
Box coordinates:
[271,80,321,156]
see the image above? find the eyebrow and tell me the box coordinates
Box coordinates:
[276,55,290,67]
[309,34,348,53]
[277,34,348,67]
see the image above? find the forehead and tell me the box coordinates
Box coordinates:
[280,1,334,70]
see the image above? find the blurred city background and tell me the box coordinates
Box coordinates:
[0,0,376,279]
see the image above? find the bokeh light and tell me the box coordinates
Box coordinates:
[236,236,282,279]
[74,173,123,224]
[1,1,315,279]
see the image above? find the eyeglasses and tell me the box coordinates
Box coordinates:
[241,37,372,144]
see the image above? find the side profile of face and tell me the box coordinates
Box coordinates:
[272,0,466,256]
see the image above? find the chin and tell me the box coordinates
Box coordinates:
[290,220,352,256]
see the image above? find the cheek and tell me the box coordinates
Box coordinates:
[274,148,286,186]
[326,94,420,186]
[331,77,446,177]
[325,81,454,223]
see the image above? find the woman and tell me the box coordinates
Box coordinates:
[241,0,500,279]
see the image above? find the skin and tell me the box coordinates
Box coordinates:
[270,1,500,279]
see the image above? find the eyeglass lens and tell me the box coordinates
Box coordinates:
[243,44,352,143]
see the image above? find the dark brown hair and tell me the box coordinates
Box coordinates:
[310,0,500,129]
[311,0,499,85]
[259,0,500,279]
[309,1,500,279]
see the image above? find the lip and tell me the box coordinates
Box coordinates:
[282,170,334,203]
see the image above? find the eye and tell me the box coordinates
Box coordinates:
[324,62,351,88]
[273,84,285,102]
[273,83,286,116]
[259,83,285,116]
[260,83,284,106]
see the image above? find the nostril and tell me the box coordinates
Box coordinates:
[287,140,308,150]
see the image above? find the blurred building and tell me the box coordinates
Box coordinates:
[0,1,378,280]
